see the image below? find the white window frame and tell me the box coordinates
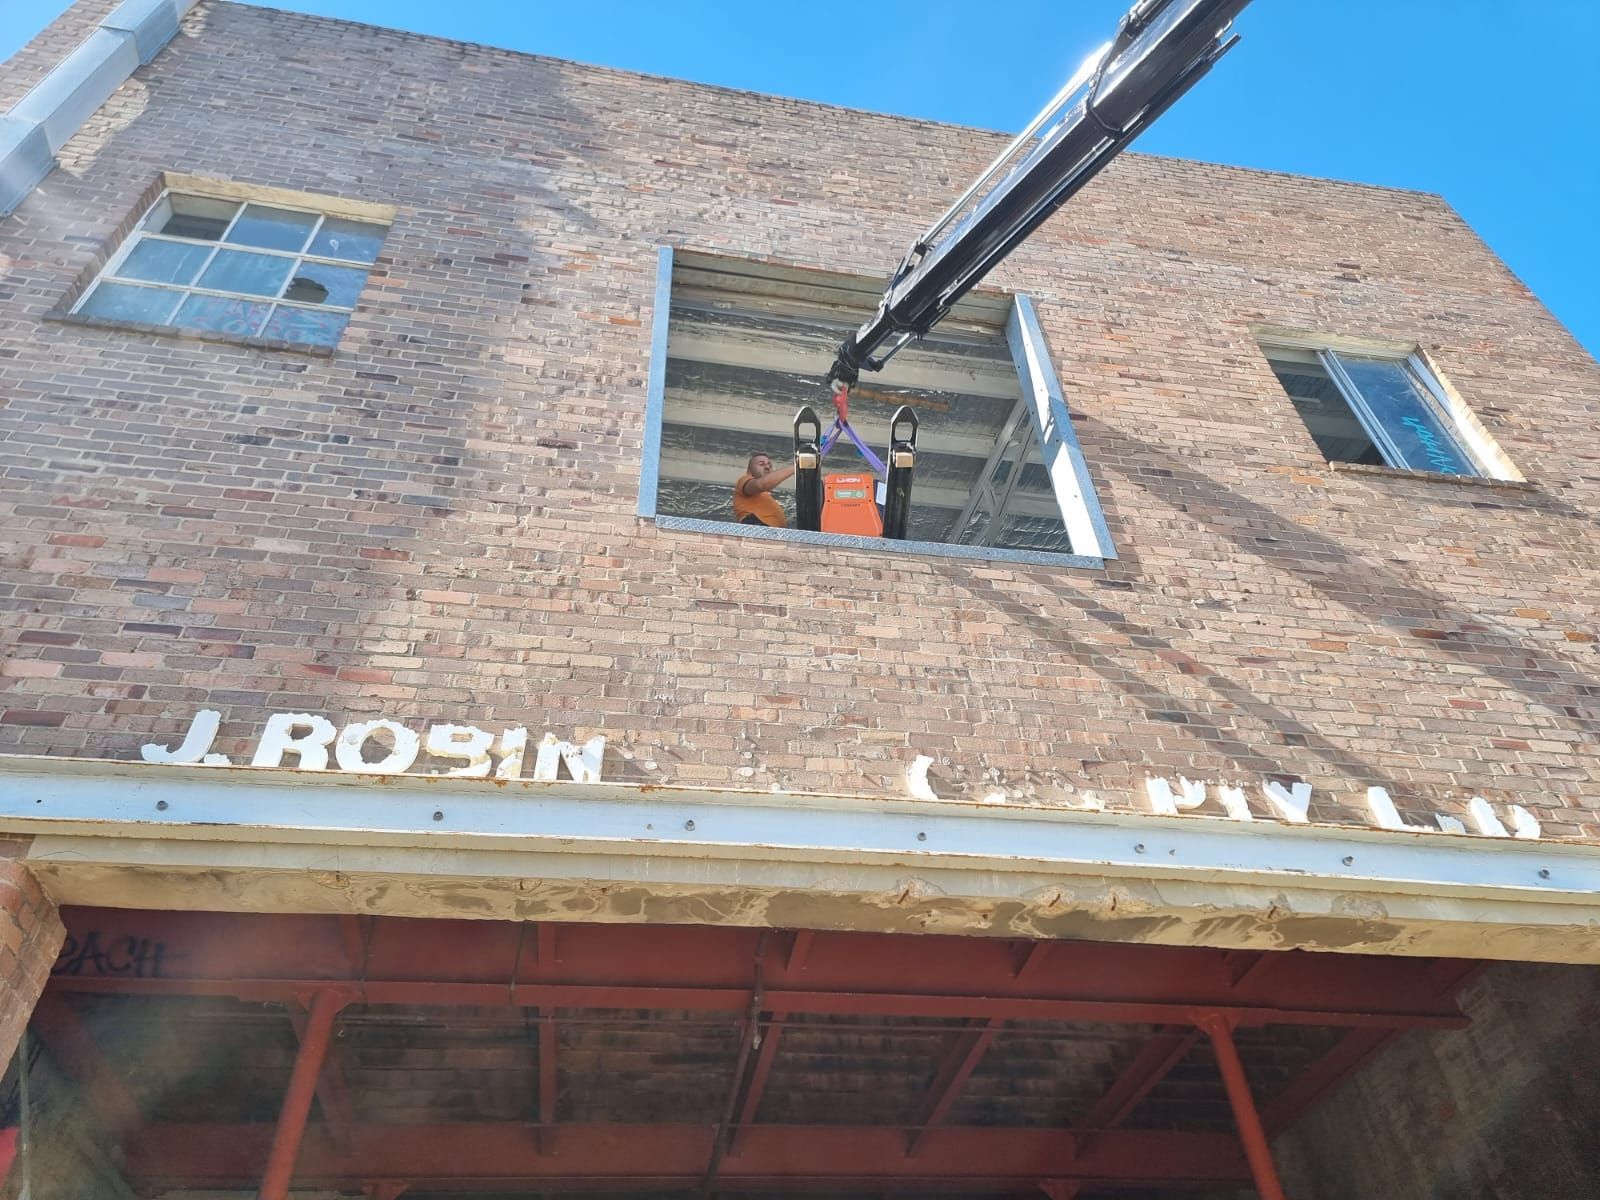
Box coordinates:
[71,185,389,346]
[638,246,1116,568]
[1259,333,1519,482]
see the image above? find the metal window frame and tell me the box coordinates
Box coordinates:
[73,189,383,342]
[638,245,1116,567]
[1299,342,1484,480]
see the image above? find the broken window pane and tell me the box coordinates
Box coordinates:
[72,190,387,349]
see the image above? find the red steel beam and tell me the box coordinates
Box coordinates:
[48,973,1465,1031]
[49,909,1472,1032]
[1199,1018,1286,1200]
[907,1017,1003,1156]
[124,1123,1250,1191]
[28,995,143,1141]
[787,931,815,972]
[728,1017,786,1157]
[1080,1026,1199,1132]
[288,1002,357,1153]
[1012,941,1050,982]
[260,989,349,1200]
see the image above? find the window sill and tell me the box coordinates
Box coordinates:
[1328,461,1536,492]
[649,514,1106,570]
[42,310,337,357]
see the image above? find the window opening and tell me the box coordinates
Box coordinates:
[72,191,388,347]
[1264,343,1484,477]
[643,250,1113,563]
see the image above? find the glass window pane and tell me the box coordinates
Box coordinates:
[224,205,318,253]
[78,282,184,325]
[174,294,271,338]
[282,261,368,308]
[263,306,350,346]
[309,218,387,264]
[1332,354,1477,476]
[153,194,238,241]
[1267,355,1384,466]
[114,238,213,286]
[198,249,294,297]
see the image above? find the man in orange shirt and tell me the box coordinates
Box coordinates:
[732,452,794,527]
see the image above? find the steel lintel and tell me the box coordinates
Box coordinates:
[47,910,1471,1031]
[908,1017,1004,1156]
[124,1123,1250,1190]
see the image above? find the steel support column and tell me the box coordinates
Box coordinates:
[259,988,350,1200]
[1200,1016,1287,1200]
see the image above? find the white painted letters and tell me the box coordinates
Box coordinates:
[1262,781,1312,824]
[141,708,229,766]
[1366,786,1430,832]
[335,719,421,775]
[495,727,529,781]
[251,713,338,770]
[1145,777,1207,816]
[533,733,606,784]
[906,755,940,802]
[425,724,495,778]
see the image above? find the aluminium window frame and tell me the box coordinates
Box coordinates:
[638,245,1116,568]
[71,188,381,341]
[1261,334,1514,481]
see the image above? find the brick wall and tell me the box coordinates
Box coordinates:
[1275,962,1600,1199]
[0,2,1596,834]
[0,859,64,1070]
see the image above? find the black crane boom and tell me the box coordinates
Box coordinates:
[826,0,1250,388]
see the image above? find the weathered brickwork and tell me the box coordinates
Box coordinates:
[0,856,65,1068]
[1,2,1597,835]
[1276,962,1600,1199]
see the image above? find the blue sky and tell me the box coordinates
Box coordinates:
[5,1,1598,357]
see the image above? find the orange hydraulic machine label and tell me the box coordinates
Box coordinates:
[821,473,883,536]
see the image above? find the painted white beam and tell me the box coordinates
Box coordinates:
[3,754,1599,962]
[1,0,199,216]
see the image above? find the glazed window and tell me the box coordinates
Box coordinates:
[639,249,1115,567]
[72,190,389,347]
[1263,342,1508,479]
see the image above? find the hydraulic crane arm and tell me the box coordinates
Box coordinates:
[826,0,1250,388]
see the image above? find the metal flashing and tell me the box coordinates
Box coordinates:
[0,0,198,216]
[3,754,1599,962]
[636,244,673,518]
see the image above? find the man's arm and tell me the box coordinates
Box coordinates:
[741,465,795,496]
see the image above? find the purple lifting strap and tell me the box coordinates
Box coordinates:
[819,418,887,477]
